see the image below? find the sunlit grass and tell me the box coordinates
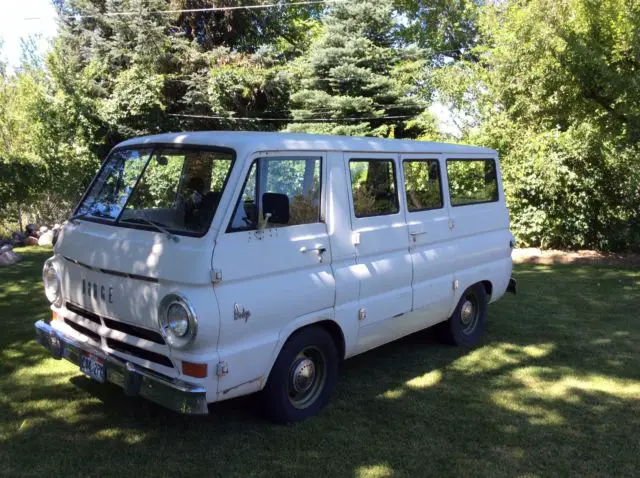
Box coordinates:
[355,464,394,478]
[1,247,639,477]
[449,342,555,374]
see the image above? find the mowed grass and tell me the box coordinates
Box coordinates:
[1,247,639,477]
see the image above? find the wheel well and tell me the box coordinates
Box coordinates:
[297,320,346,360]
[481,280,493,298]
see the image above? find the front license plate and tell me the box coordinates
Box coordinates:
[80,352,106,383]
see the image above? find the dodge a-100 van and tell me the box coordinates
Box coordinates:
[35,131,516,422]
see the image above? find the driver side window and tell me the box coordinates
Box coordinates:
[228,156,322,232]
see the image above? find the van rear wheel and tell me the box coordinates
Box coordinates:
[262,326,338,423]
[442,283,487,346]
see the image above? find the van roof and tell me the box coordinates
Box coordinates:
[116,131,497,156]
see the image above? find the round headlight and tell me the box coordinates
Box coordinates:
[43,258,62,306]
[167,303,190,337]
[158,294,197,348]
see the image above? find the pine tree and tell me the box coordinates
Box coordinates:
[51,0,323,135]
[287,0,430,137]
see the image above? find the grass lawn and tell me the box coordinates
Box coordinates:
[1,247,639,477]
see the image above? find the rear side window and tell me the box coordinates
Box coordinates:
[446,159,498,206]
[349,159,399,217]
[403,159,443,211]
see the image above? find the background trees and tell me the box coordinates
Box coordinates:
[436,0,640,251]
[0,0,638,251]
[286,0,430,137]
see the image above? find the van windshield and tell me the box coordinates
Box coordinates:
[75,147,234,236]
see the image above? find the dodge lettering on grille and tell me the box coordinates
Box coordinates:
[82,279,113,303]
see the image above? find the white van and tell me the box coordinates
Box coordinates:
[35,131,516,422]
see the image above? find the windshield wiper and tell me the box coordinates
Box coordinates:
[120,217,180,243]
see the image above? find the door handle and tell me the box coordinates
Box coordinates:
[300,246,327,254]
[409,231,426,243]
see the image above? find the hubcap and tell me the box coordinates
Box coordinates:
[460,300,474,325]
[291,358,316,394]
[288,346,327,409]
[459,294,479,335]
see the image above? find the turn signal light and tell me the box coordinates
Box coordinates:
[51,311,60,322]
[182,361,208,378]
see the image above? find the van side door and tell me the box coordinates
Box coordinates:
[346,153,414,353]
[444,155,511,302]
[400,154,455,324]
[211,152,335,399]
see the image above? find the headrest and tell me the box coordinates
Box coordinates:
[262,193,289,225]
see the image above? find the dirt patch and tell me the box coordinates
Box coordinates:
[512,248,640,267]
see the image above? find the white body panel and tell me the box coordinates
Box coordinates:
[343,153,414,354]
[401,153,456,327]
[49,131,513,404]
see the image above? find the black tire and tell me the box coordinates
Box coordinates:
[441,283,488,346]
[261,326,339,423]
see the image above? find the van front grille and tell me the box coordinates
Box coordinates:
[106,339,174,368]
[102,317,165,345]
[66,302,101,325]
[65,302,165,344]
[64,318,101,344]
[63,302,173,369]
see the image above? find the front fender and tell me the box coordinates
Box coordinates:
[264,307,337,379]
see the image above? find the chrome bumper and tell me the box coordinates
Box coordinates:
[34,320,208,415]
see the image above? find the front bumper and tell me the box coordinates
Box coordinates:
[35,320,208,415]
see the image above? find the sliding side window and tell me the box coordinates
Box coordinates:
[403,159,443,212]
[349,159,399,217]
[446,159,498,207]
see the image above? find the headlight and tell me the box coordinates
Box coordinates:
[43,258,62,306]
[158,294,197,348]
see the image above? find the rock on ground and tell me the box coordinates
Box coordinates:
[38,230,54,247]
[0,250,21,266]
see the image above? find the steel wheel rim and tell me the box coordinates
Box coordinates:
[460,293,479,335]
[288,346,327,409]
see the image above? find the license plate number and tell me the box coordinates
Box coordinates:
[80,353,106,383]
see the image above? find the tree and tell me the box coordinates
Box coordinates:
[0,0,326,229]
[286,0,432,137]
[436,0,640,251]
[51,0,324,134]
[393,0,481,60]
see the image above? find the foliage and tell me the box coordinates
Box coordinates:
[0,54,101,227]
[287,0,431,138]
[393,0,481,59]
[1,0,639,251]
[437,0,640,251]
[204,49,293,130]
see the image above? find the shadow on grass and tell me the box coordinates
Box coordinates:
[1,258,639,477]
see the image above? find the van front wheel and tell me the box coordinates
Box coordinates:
[443,283,487,346]
[262,327,338,423]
